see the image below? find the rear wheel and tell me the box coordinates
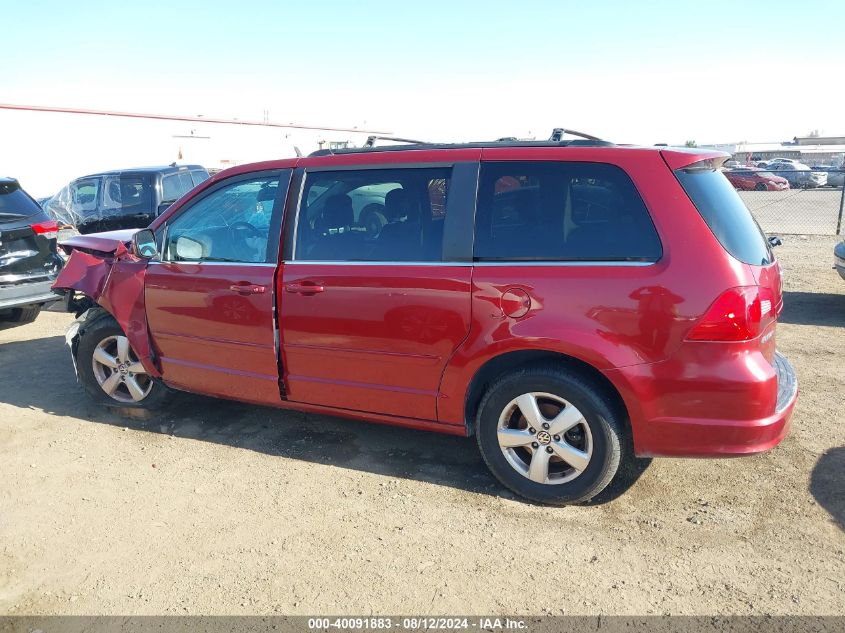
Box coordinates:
[475,365,625,505]
[76,317,168,408]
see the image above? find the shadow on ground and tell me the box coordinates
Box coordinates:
[810,447,845,531]
[780,291,845,327]
[0,334,648,505]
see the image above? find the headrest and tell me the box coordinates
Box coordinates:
[384,188,418,222]
[321,194,354,229]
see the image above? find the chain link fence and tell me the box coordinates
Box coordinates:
[729,168,845,235]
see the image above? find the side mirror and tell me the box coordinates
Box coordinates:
[768,235,783,248]
[132,229,158,259]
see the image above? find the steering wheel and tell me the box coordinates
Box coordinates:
[228,221,263,260]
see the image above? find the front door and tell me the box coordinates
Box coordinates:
[279,163,476,421]
[145,170,290,405]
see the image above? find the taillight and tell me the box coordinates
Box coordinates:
[31,220,58,240]
[686,286,776,342]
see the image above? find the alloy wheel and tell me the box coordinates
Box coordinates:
[496,392,593,485]
[91,335,153,403]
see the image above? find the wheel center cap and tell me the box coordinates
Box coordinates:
[536,430,552,445]
[118,364,129,375]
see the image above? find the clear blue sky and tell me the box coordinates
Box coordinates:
[4,0,844,144]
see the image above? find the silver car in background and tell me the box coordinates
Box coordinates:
[835,240,845,281]
[769,162,828,188]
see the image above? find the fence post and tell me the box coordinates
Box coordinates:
[838,173,845,235]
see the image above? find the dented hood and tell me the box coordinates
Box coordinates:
[58,228,140,257]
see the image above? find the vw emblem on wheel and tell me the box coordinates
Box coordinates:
[536,430,552,445]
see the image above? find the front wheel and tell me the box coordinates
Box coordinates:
[76,317,168,408]
[475,365,625,505]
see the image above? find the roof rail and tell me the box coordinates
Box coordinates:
[549,128,604,142]
[307,137,614,157]
[364,135,428,148]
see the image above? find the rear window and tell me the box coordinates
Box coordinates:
[190,170,209,186]
[474,161,662,261]
[0,181,43,218]
[674,168,772,266]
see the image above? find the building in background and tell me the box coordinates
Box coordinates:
[0,103,388,197]
[700,135,845,166]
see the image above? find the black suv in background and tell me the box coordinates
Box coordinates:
[0,178,63,326]
[45,164,209,234]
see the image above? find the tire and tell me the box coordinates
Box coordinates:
[475,364,625,505]
[2,303,42,323]
[754,182,767,191]
[76,316,168,409]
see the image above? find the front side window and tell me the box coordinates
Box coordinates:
[102,176,152,212]
[162,176,280,263]
[294,167,451,262]
[474,161,661,262]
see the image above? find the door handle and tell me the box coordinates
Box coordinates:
[285,282,325,295]
[228,283,266,295]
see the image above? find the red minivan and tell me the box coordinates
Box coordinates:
[53,139,798,505]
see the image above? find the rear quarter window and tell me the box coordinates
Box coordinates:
[674,168,772,266]
[474,161,662,262]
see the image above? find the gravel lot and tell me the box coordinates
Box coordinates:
[1,236,843,616]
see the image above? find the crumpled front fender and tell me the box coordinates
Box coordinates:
[52,234,160,378]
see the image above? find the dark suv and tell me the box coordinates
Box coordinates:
[52,136,798,505]
[0,178,63,326]
[45,164,209,234]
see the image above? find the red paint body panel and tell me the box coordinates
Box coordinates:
[145,262,280,406]
[279,263,472,419]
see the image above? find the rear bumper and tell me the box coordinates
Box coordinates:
[617,351,798,458]
[0,279,61,310]
[835,243,845,280]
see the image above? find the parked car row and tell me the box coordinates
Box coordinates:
[749,157,840,188]
[41,164,209,235]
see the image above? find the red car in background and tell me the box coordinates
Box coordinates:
[725,168,790,191]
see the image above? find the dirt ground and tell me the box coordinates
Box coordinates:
[0,236,843,616]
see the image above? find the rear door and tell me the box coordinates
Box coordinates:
[278,159,478,421]
[145,169,291,405]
